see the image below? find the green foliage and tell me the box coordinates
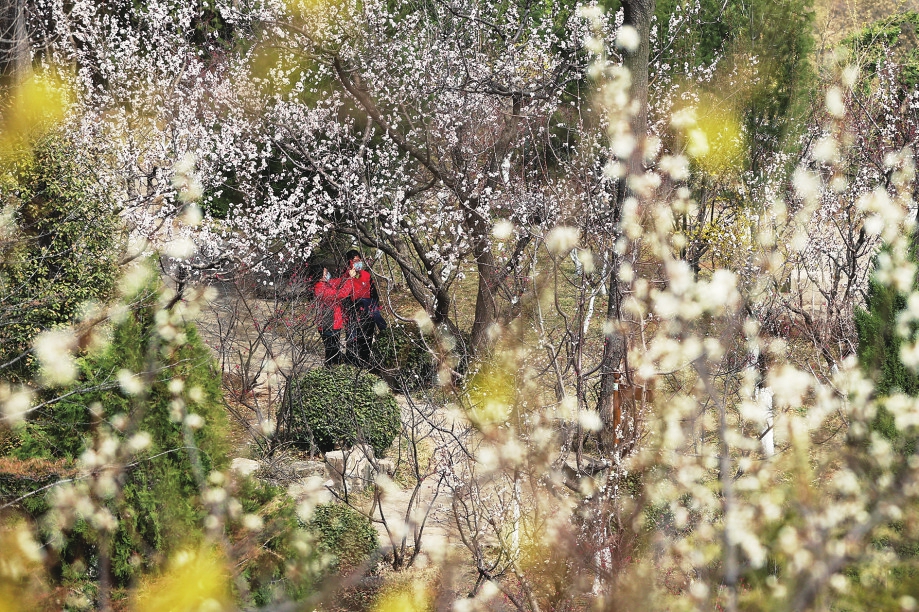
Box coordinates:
[653,0,815,155]
[283,366,400,456]
[844,12,919,91]
[0,134,122,380]
[729,0,815,144]
[856,275,919,398]
[372,321,436,390]
[835,558,919,611]
[7,279,229,586]
[652,0,731,66]
[233,478,321,606]
[305,502,379,574]
[855,261,919,453]
[103,297,228,584]
[852,248,919,596]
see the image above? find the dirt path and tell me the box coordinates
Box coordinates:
[371,472,458,559]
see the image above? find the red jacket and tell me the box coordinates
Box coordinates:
[314,277,354,331]
[340,269,372,300]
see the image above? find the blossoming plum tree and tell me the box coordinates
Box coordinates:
[8,0,919,610]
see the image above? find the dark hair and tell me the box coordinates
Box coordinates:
[307,260,340,282]
[345,249,361,261]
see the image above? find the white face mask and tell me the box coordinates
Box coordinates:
[323,271,331,282]
[353,261,364,272]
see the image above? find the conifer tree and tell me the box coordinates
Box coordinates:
[855,246,919,449]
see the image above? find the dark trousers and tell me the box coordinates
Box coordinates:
[320,329,342,366]
[346,316,375,368]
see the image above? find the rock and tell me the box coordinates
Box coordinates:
[289,460,326,479]
[230,458,260,477]
[377,458,396,477]
[287,476,333,508]
[325,444,387,493]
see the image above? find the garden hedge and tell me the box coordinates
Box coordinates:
[282,366,400,456]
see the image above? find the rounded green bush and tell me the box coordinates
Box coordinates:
[306,502,379,573]
[283,366,400,456]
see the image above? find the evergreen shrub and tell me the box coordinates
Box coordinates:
[845,12,919,90]
[0,134,122,380]
[372,320,436,389]
[855,267,919,453]
[6,279,228,585]
[306,502,379,574]
[233,477,320,606]
[282,366,400,456]
[849,246,919,602]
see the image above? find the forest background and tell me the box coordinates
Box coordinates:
[2,0,919,610]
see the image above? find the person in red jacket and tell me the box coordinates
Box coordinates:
[313,266,354,366]
[342,250,377,367]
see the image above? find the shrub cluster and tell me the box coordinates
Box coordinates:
[234,477,322,606]
[306,502,379,574]
[5,280,229,586]
[0,135,122,381]
[372,320,470,391]
[282,366,400,456]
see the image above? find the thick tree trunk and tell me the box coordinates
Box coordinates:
[597,0,655,457]
[619,0,654,153]
[0,0,29,87]
[468,214,499,354]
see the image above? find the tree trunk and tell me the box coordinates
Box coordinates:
[469,226,499,354]
[597,0,655,457]
[0,0,29,87]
